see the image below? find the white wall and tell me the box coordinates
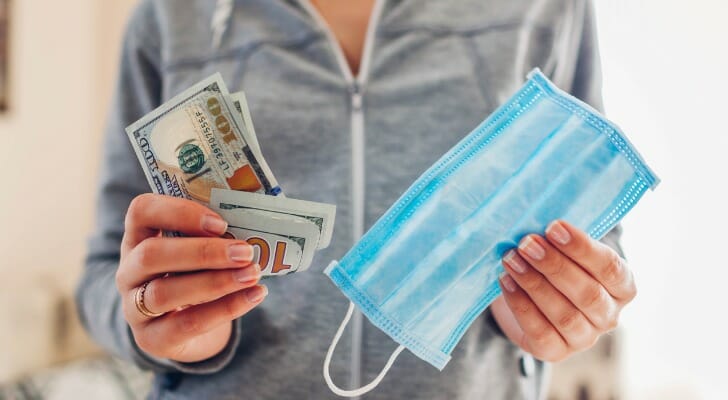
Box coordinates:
[0,0,137,382]
[595,1,728,399]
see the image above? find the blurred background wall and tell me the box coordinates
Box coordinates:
[0,0,137,382]
[594,1,728,399]
[0,1,726,399]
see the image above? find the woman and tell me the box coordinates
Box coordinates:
[78,0,633,398]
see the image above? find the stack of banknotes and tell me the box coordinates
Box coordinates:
[125,74,336,276]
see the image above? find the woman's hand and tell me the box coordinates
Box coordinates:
[491,220,636,362]
[116,194,268,363]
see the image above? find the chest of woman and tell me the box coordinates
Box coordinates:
[156,0,561,229]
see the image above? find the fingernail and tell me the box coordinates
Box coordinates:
[500,274,517,293]
[546,221,571,245]
[202,215,228,235]
[503,250,528,274]
[519,236,545,260]
[233,264,260,284]
[246,285,268,303]
[229,243,253,262]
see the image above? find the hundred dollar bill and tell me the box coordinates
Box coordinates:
[211,188,336,249]
[213,206,320,276]
[125,73,282,204]
[229,91,262,157]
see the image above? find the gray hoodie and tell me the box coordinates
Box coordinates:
[77,1,621,399]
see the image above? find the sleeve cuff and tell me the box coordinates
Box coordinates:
[484,306,506,338]
[599,224,625,258]
[127,317,242,375]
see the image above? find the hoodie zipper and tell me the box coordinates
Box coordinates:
[298,0,385,395]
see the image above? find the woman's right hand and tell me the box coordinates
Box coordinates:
[116,194,267,363]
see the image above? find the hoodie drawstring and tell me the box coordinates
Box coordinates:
[212,0,234,49]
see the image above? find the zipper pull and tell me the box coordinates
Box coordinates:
[351,83,363,111]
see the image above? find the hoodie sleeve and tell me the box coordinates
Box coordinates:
[567,0,625,258]
[75,0,242,375]
[568,0,605,113]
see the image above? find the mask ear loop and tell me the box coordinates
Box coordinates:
[323,302,405,397]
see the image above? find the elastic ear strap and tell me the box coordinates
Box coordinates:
[323,302,405,397]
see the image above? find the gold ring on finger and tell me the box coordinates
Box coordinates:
[134,280,165,318]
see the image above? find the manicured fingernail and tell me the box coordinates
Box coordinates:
[519,236,545,260]
[246,285,268,303]
[547,221,571,245]
[503,250,528,274]
[229,243,253,262]
[202,215,228,235]
[500,274,517,293]
[233,264,260,284]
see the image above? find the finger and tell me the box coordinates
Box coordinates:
[502,250,597,350]
[139,285,268,353]
[516,234,618,331]
[545,220,636,302]
[122,194,229,252]
[127,264,262,324]
[499,273,569,362]
[118,237,255,289]
[489,296,526,343]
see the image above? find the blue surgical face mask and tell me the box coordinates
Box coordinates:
[322,69,659,397]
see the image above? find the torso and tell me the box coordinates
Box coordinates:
[149,1,580,397]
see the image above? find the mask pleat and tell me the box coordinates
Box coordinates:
[421,85,546,200]
[423,85,542,188]
[378,114,595,322]
[345,86,545,279]
[411,132,614,348]
[349,97,570,304]
[561,154,637,234]
[433,153,635,352]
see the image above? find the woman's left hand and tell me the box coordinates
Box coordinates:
[490,220,636,362]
